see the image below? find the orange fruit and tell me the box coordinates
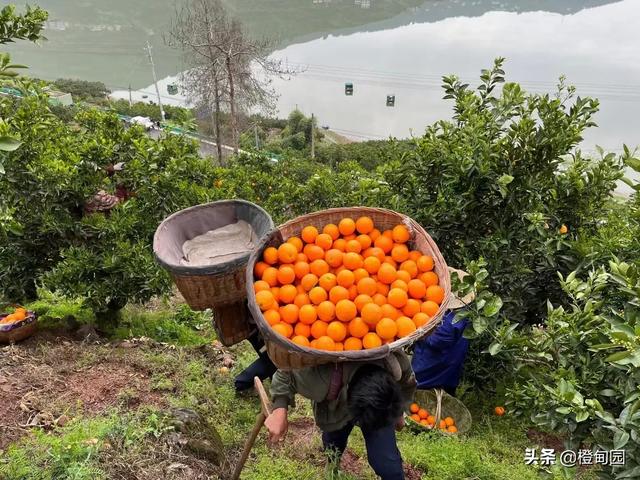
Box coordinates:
[343,234,357,242]
[309,286,328,305]
[278,243,298,264]
[317,301,336,322]
[299,304,318,325]
[344,337,363,351]
[336,269,355,288]
[304,244,325,262]
[295,322,311,337]
[334,342,344,352]
[323,223,340,240]
[369,228,381,241]
[410,403,420,414]
[399,260,418,279]
[353,268,369,283]
[315,233,333,250]
[418,409,428,419]
[294,261,310,279]
[345,239,362,254]
[348,318,370,338]
[327,321,347,342]
[391,244,409,263]
[362,332,382,349]
[263,247,279,265]
[256,290,275,311]
[325,249,344,268]
[391,279,408,292]
[408,279,427,299]
[495,406,506,416]
[310,259,330,277]
[376,282,390,296]
[411,414,420,422]
[348,285,358,300]
[439,420,447,430]
[409,250,422,261]
[329,286,349,304]
[272,322,293,338]
[396,316,417,338]
[262,267,279,287]
[287,236,303,252]
[426,285,445,304]
[444,417,454,427]
[376,318,398,340]
[319,273,337,291]
[382,229,393,239]
[355,216,374,234]
[296,253,308,263]
[396,269,411,284]
[335,299,357,322]
[363,256,381,275]
[372,293,387,306]
[402,299,421,317]
[254,280,270,292]
[388,288,408,308]
[264,309,280,326]
[392,225,410,243]
[301,225,319,244]
[361,303,383,327]
[380,303,399,320]
[413,312,430,328]
[280,304,299,324]
[310,320,329,339]
[278,284,297,304]
[338,218,356,236]
[374,235,393,254]
[420,419,430,427]
[364,247,385,262]
[356,234,372,250]
[354,294,373,312]
[420,271,439,287]
[447,426,458,434]
[421,301,439,317]
[277,265,296,285]
[270,287,280,299]
[254,261,269,278]
[297,284,306,294]
[417,255,434,272]
[343,252,363,270]
[301,273,319,291]
[291,335,310,347]
[384,257,398,269]
[333,238,347,251]
[377,263,397,285]
[315,335,336,351]
[357,277,377,296]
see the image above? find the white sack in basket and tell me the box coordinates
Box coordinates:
[181,220,257,267]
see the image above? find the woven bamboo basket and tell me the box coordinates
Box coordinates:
[154,199,274,346]
[406,389,472,434]
[246,207,451,370]
[0,309,38,344]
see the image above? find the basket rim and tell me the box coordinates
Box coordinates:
[0,312,37,332]
[246,206,451,363]
[153,199,275,276]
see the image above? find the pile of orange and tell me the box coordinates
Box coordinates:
[253,216,445,351]
[0,307,28,325]
[409,402,458,433]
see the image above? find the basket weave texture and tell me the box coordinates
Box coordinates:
[406,389,472,434]
[246,206,451,370]
[153,199,274,346]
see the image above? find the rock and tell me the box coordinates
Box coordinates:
[168,408,224,466]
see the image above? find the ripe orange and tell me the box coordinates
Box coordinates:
[396,316,417,338]
[333,238,347,251]
[310,320,329,339]
[256,290,275,311]
[362,332,382,349]
[336,269,355,288]
[361,303,383,327]
[376,282,390,296]
[280,304,299,324]
[334,342,344,352]
[348,285,358,300]
[363,256,381,274]
[327,321,347,342]
[291,335,310,347]
[343,252,363,270]
[426,415,435,425]
[309,286,328,305]
[356,234,372,250]
[447,425,458,433]
[254,261,269,278]
[444,417,454,427]
[407,279,427,299]
[388,288,408,308]
[336,299,357,322]
[439,420,447,430]
[329,286,349,304]
[319,273,337,291]
[263,247,279,265]
[426,285,445,304]
[369,228,381,241]
[418,409,428,419]
[396,269,411,284]
[301,273,319,291]
[421,301,439,317]
[299,304,317,325]
[348,318,370,338]
[277,265,296,285]
[364,247,385,262]
[420,419,429,427]
[354,294,373,312]
[317,301,336,322]
[301,225,319,244]
[376,318,398,340]
[262,267,279,287]
[382,229,393,239]
[294,261,310,279]
[420,271,439,287]
[380,303,399,320]
[402,299,421,318]
[315,335,336,351]
[413,312,429,328]
[390,279,408,292]
[391,244,409,263]
[417,255,434,272]
[353,268,369,283]
[559,224,569,235]
[338,218,356,236]
[409,250,422,262]
[392,225,410,243]
[344,337,363,351]
[287,236,303,252]
[410,403,420,414]
[355,216,374,234]
[295,322,311,337]
[495,406,506,416]
[254,280,270,292]
[399,260,418,279]
[372,293,387,306]
[357,277,377,296]
[264,309,280,326]
[272,323,293,338]
[384,256,398,268]
[270,287,280,301]
[278,243,298,264]
[345,239,362,254]
[323,223,340,240]
[304,244,325,262]
[278,284,297,304]
[296,253,308,263]
[377,263,397,284]
[374,235,393,254]
[310,259,330,277]
[315,233,333,250]
[325,249,343,268]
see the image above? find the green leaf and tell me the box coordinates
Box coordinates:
[605,351,631,363]
[488,342,502,356]
[575,410,589,422]
[0,135,21,152]
[613,430,630,449]
[625,156,640,172]
[556,407,571,414]
[482,296,503,317]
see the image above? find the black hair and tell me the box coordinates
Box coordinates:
[347,365,403,432]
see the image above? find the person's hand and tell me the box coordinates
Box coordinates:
[265,408,289,445]
[395,416,405,432]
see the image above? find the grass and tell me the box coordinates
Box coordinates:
[0,297,598,479]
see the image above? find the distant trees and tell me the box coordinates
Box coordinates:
[52,79,109,101]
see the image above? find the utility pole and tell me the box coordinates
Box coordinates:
[145,40,166,122]
[310,113,315,159]
[128,84,132,107]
